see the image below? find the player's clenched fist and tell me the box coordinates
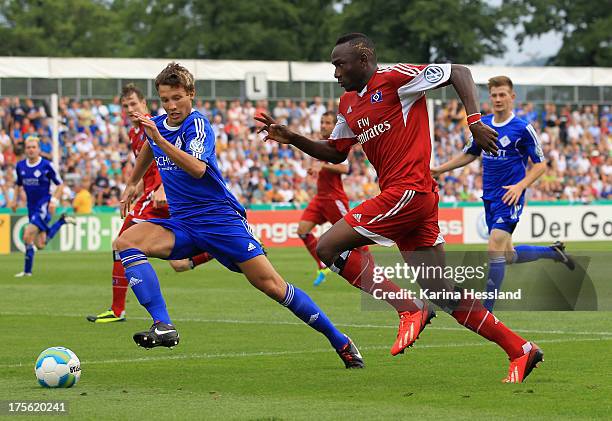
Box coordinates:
[470,122,499,155]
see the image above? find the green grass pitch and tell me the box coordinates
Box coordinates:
[1,243,611,420]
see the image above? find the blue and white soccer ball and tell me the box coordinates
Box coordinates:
[34,347,81,388]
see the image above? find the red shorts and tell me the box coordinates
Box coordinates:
[130,195,170,222]
[344,188,444,251]
[301,196,349,225]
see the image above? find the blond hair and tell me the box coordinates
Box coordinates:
[488,76,513,92]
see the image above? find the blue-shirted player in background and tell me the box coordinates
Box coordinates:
[432,76,574,311]
[11,137,74,277]
[115,62,363,368]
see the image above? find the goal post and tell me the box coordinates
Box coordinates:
[51,93,59,170]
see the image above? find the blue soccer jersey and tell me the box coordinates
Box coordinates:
[464,113,544,201]
[146,110,263,272]
[463,113,545,233]
[16,157,62,230]
[148,110,245,220]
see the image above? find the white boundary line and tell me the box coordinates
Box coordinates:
[2,337,610,369]
[2,311,612,337]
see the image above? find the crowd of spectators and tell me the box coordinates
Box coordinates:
[0,94,610,212]
[433,100,612,203]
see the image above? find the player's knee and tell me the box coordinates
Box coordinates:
[115,234,138,251]
[505,251,516,265]
[169,259,191,272]
[487,239,506,254]
[251,274,286,301]
[23,231,34,244]
[315,240,337,266]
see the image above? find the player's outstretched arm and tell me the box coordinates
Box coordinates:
[120,140,154,217]
[136,113,207,179]
[255,113,348,164]
[431,153,478,178]
[447,65,499,155]
[9,185,22,212]
[321,163,350,174]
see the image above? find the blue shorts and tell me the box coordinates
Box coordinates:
[483,199,524,234]
[148,212,265,273]
[28,200,51,232]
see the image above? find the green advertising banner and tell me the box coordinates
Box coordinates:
[10,214,124,253]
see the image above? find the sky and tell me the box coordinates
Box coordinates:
[482,0,564,66]
[483,30,563,66]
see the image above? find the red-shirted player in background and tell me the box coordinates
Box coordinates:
[257,33,543,383]
[299,111,365,286]
[87,84,213,324]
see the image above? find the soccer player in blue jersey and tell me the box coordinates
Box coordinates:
[432,76,574,311]
[11,137,73,277]
[115,62,363,368]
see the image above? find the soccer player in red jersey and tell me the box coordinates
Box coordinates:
[257,33,543,383]
[87,84,213,324]
[299,111,369,286]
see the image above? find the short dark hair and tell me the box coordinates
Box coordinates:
[120,83,144,101]
[155,62,195,94]
[488,76,513,92]
[322,111,337,123]
[335,33,376,57]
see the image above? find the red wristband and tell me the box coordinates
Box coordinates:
[467,113,481,126]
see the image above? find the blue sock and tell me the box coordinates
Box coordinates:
[24,244,35,274]
[483,257,506,312]
[513,244,558,263]
[119,248,171,324]
[281,283,348,350]
[46,217,66,240]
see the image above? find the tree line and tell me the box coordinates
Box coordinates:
[0,0,609,66]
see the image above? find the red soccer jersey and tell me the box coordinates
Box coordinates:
[316,161,349,200]
[329,63,451,193]
[129,124,162,198]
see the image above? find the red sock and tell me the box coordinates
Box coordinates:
[300,233,325,270]
[190,252,213,268]
[337,248,420,313]
[111,259,128,317]
[452,298,526,359]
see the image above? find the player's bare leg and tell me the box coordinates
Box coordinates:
[409,243,543,383]
[317,219,420,310]
[168,259,194,272]
[88,224,136,323]
[237,254,363,368]
[35,230,47,250]
[297,219,329,285]
[317,219,427,355]
[115,222,179,349]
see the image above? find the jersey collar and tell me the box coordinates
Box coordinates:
[491,112,515,127]
[162,109,195,131]
[163,116,181,132]
[356,71,378,97]
[26,157,42,168]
